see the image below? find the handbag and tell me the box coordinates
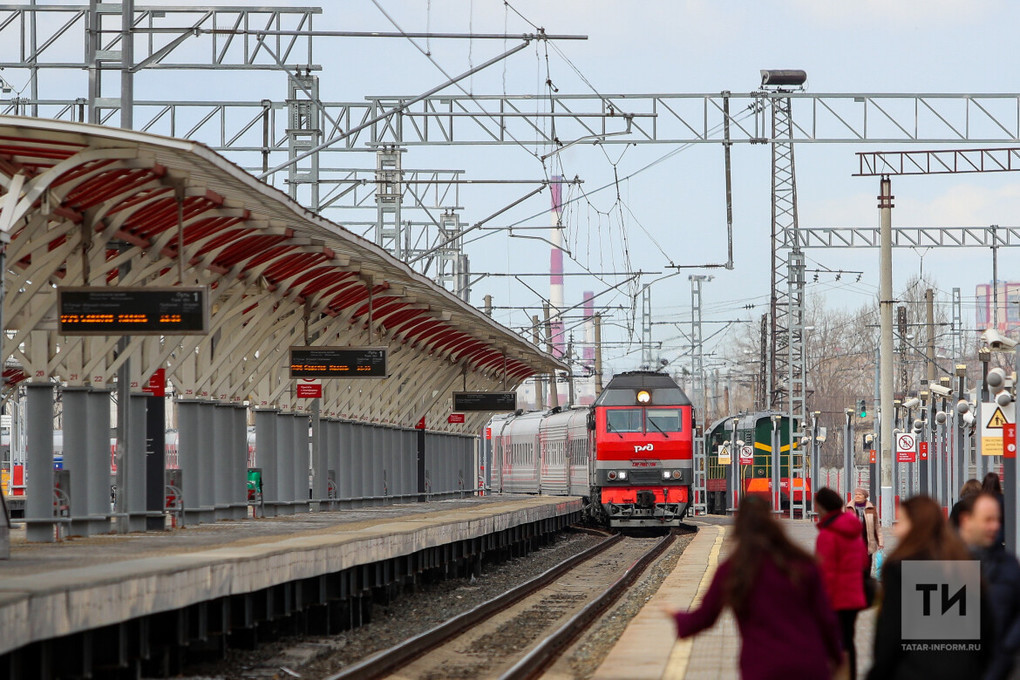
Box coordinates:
[873,548,885,579]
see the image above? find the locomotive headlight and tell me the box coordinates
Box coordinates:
[637,389,651,404]
[618,470,628,480]
[608,470,618,480]
[672,470,681,480]
[662,470,671,480]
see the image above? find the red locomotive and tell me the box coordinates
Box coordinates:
[492,371,693,528]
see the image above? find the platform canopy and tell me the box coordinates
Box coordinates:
[0,117,564,430]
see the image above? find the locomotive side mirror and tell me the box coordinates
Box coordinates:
[587,412,596,430]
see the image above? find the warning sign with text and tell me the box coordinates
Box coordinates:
[896,433,916,463]
[981,402,1015,457]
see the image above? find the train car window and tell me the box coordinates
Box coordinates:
[647,409,683,433]
[606,408,642,433]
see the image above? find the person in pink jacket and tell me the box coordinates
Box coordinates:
[669,495,844,680]
[815,487,868,680]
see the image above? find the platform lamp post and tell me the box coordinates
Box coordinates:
[977,347,992,479]
[917,390,929,496]
[981,333,1018,553]
[727,418,738,513]
[771,414,781,514]
[1011,342,1020,553]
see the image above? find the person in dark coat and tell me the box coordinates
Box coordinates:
[867,495,993,680]
[816,487,868,680]
[957,492,1020,680]
[668,495,844,680]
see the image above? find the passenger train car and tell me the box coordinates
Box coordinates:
[492,371,693,528]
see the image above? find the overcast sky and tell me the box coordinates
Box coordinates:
[4,0,1019,378]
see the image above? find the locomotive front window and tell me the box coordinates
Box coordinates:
[647,409,683,433]
[606,408,642,433]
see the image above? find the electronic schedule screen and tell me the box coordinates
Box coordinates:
[289,347,388,378]
[58,286,209,335]
[453,391,517,411]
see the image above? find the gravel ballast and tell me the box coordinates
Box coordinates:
[174,528,608,679]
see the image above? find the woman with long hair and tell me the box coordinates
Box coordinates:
[669,495,843,680]
[867,495,992,679]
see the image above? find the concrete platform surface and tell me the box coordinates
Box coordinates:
[0,494,582,657]
[594,516,892,680]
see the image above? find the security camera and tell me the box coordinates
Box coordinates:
[902,397,921,409]
[929,384,953,397]
[981,328,1018,351]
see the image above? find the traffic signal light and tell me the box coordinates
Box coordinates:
[858,399,867,418]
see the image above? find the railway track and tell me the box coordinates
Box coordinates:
[326,529,677,680]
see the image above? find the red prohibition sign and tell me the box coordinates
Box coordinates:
[897,434,913,450]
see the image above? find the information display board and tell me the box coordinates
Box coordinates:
[453,391,517,412]
[289,347,387,378]
[58,286,208,335]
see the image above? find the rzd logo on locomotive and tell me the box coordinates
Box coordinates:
[633,443,655,453]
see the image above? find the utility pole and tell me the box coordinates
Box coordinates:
[544,302,559,409]
[533,316,544,410]
[757,314,768,410]
[641,286,653,369]
[879,176,895,525]
[566,337,576,406]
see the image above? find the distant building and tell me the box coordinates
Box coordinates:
[976,281,1020,332]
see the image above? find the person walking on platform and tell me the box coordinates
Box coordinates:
[847,487,884,572]
[817,487,868,680]
[868,495,993,680]
[669,495,844,680]
[981,472,1006,548]
[957,492,1020,680]
[950,478,983,528]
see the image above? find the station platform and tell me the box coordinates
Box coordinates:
[0,494,582,672]
[594,516,890,680]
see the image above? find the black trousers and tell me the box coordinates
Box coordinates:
[838,608,859,679]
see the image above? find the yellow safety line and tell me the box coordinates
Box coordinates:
[661,525,726,680]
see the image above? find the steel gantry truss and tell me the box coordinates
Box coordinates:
[5,3,1020,441]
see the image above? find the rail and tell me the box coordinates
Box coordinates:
[502,531,677,679]
[325,529,622,680]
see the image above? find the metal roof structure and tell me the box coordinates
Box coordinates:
[0,116,564,430]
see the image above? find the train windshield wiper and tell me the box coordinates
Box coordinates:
[605,420,624,438]
[646,416,670,438]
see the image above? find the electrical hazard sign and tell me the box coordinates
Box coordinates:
[981,402,1015,457]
